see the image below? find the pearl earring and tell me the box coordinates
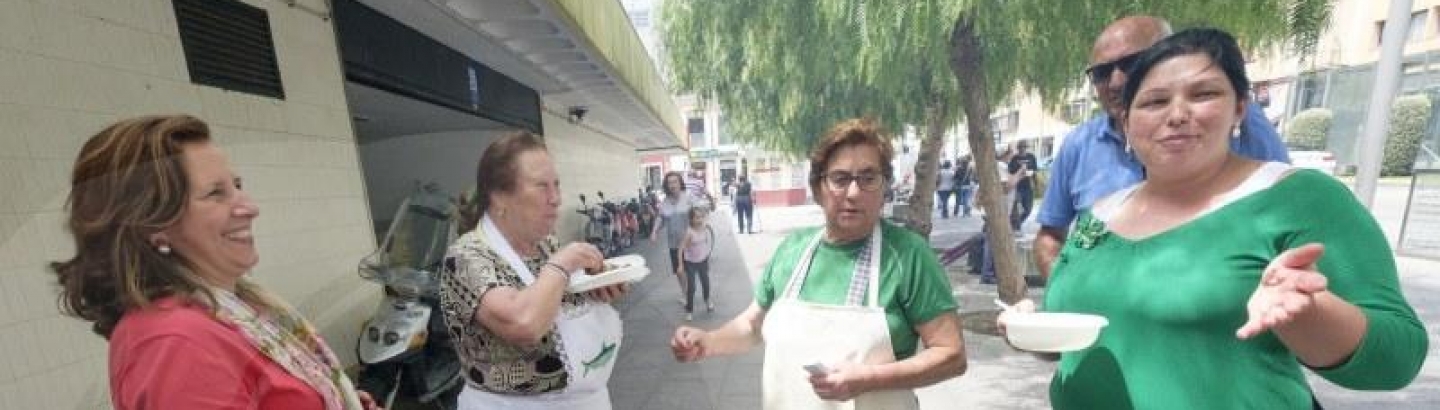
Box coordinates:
[1232,123,1242,139]
[158,245,171,255]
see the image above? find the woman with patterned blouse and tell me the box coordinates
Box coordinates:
[439,131,629,409]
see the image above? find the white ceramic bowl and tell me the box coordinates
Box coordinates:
[1003,312,1109,352]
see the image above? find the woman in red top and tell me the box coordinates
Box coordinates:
[51,115,378,410]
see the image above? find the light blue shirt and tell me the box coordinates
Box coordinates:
[1036,104,1291,229]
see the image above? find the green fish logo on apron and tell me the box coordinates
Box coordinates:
[582,342,617,376]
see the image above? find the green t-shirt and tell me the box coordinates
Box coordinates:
[1046,170,1428,409]
[755,221,958,360]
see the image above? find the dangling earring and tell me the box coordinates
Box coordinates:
[1232,123,1242,139]
[1124,141,1133,156]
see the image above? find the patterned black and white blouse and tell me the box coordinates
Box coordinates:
[438,230,595,395]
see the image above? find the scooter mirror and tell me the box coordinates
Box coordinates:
[597,191,605,200]
[579,193,587,205]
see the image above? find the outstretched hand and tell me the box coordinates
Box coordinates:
[1236,244,1329,339]
[671,326,707,362]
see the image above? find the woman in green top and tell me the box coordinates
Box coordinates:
[1007,28,1428,409]
[669,118,967,409]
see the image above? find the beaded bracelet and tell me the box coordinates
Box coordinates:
[543,262,572,279]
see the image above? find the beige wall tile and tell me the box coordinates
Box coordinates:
[0,228,24,292]
[0,270,18,337]
[0,379,25,409]
[0,326,13,385]
[198,87,251,129]
[282,102,328,137]
[0,51,22,105]
[0,0,38,53]
[9,320,39,380]
[35,211,69,262]
[9,262,47,323]
[139,78,203,115]
[28,3,89,62]
[245,95,287,132]
[0,108,32,159]
[147,33,188,81]
[144,0,179,38]
[0,380,16,409]
[0,52,54,108]
[0,160,17,215]
[16,107,67,160]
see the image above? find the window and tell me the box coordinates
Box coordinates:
[990,111,1019,133]
[173,0,285,99]
[688,117,706,148]
[630,9,651,30]
[791,162,806,189]
[1412,10,1429,42]
[1297,74,1327,110]
[1377,10,1430,46]
[1063,100,1091,123]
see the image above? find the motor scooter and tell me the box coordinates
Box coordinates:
[356,183,463,410]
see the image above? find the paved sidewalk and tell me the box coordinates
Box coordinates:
[607,207,766,410]
[607,197,1440,409]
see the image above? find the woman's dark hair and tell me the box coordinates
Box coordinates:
[808,118,895,199]
[1122,28,1250,111]
[52,115,276,338]
[662,171,686,197]
[475,131,549,218]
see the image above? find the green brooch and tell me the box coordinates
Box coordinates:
[1072,217,1108,249]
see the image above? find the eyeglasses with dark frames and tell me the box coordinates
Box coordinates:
[1084,52,1142,85]
[822,171,886,192]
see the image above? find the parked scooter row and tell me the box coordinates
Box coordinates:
[576,191,653,257]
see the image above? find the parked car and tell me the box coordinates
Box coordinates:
[1289,150,1337,175]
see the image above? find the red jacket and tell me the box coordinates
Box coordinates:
[108,297,325,410]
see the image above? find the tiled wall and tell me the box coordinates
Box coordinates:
[0,0,377,408]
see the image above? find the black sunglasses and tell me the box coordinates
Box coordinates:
[1084,52,1141,85]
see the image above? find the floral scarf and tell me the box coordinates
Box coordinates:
[210,288,362,410]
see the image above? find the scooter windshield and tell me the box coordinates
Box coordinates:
[360,185,458,296]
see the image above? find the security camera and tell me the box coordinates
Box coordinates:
[568,106,588,123]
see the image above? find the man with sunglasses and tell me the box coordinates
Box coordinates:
[1032,16,1291,279]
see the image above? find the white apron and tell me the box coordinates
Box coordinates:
[760,224,919,410]
[458,216,623,410]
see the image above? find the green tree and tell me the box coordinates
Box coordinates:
[661,0,1331,303]
[1383,94,1431,176]
[1284,108,1333,150]
[661,0,962,235]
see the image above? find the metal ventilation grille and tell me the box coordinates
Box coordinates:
[172,0,285,99]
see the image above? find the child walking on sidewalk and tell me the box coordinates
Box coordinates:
[678,207,713,321]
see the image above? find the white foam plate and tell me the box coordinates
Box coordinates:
[1004,312,1109,352]
[567,254,649,293]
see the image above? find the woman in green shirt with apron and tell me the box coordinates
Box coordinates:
[670,118,968,409]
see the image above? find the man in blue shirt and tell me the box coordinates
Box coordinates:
[1032,16,1291,279]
